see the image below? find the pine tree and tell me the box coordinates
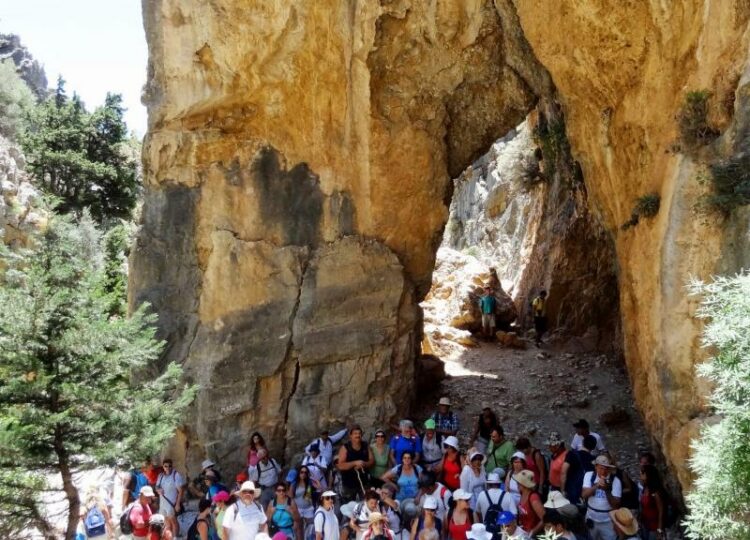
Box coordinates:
[21,80,138,223]
[685,273,750,539]
[0,214,195,540]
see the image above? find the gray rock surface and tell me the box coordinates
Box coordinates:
[0,34,48,99]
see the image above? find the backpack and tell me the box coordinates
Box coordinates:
[312,509,327,540]
[84,506,107,537]
[128,469,150,500]
[481,489,507,537]
[271,497,295,531]
[229,500,264,524]
[187,517,208,540]
[119,503,135,535]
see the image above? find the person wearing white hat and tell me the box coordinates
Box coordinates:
[466,523,493,540]
[416,471,452,522]
[430,397,459,438]
[314,491,341,540]
[474,472,517,526]
[410,495,442,540]
[222,481,267,540]
[446,490,473,540]
[129,485,155,539]
[460,451,487,510]
[504,452,527,506]
[582,455,621,540]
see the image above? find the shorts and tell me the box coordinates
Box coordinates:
[158,498,176,517]
[481,313,496,328]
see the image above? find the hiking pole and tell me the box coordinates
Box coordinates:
[356,468,366,498]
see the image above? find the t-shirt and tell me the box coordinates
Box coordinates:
[389,435,422,464]
[222,500,267,540]
[248,459,280,488]
[306,429,348,465]
[564,450,594,503]
[479,295,496,314]
[129,502,152,537]
[421,434,443,465]
[531,297,546,317]
[459,466,487,509]
[314,507,340,540]
[570,432,606,454]
[302,454,329,488]
[484,440,514,474]
[475,488,517,519]
[390,464,423,501]
[583,472,622,522]
[156,470,185,505]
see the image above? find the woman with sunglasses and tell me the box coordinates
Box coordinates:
[290,466,317,533]
[370,430,391,485]
[314,491,341,540]
[267,481,302,540]
[410,496,441,540]
[434,436,462,491]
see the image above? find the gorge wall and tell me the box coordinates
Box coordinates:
[133,0,750,486]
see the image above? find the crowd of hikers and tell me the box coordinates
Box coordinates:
[78,399,672,540]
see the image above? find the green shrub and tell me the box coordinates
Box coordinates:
[0,59,35,139]
[704,153,750,214]
[621,192,661,230]
[532,117,569,179]
[685,273,750,539]
[678,90,719,148]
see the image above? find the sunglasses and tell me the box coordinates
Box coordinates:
[276,488,286,493]
[323,496,334,500]
[300,471,309,475]
[375,434,385,438]
[241,490,253,494]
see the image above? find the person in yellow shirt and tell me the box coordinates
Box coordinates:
[531,290,548,346]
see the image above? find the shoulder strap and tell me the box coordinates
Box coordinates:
[396,464,403,478]
[499,491,506,508]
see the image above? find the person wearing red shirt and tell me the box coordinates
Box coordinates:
[130,486,155,540]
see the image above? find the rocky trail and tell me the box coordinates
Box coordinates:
[417,339,652,479]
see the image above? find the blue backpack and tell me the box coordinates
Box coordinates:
[84,506,107,537]
[128,469,150,500]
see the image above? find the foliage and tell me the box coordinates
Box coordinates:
[684,273,750,539]
[533,116,569,180]
[621,193,661,230]
[0,468,51,539]
[678,90,719,149]
[0,214,196,539]
[0,59,35,139]
[97,222,131,317]
[465,246,480,259]
[20,78,139,223]
[704,153,750,215]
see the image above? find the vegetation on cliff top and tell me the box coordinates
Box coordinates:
[685,273,750,539]
[0,215,195,539]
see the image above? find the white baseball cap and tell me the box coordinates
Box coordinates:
[139,485,155,498]
[453,489,472,500]
[422,496,438,510]
[322,490,337,498]
[486,473,502,484]
[201,459,215,469]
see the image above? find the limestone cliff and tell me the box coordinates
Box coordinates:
[134,0,750,487]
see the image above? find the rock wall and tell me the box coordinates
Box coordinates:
[135,0,750,486]
[0,135,44,247]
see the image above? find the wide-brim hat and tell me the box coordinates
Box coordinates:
[593,455,616,468]
[486,472,502,484]
[610,508,639,536]
[544,491,571,509]
[438,397,451,406]
[368,512,387,525]
[239,481,261,496]
[510,451,526,464]
[139,486,155,498]
[469,451,484,463]
[443,436,459,450]
[467,523,493,540]
[512,470,536,489]
[201,459,215,470]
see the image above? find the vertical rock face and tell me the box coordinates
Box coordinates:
[133,0,549,469]
[135,0,750,488]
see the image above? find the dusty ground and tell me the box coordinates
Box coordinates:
[416,338,652,478]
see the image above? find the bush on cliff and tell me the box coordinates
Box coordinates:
[685,273,750,540]
[0,214,195,539]
[0,59,35,139]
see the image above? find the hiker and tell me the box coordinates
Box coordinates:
[187,499,213,540]
[570,419,606,454]
[362,512,395,540]
[478,286,497,339]
[247,432,268,467]
[514,470,544,537]
[80,486,113,540]
[381,450,423,502]
[546,432,568,493]
[307,427,348,466]
[212,490,231,538]
[465,524,492,540]
[542,509,578,540]
[639,465,666,540]
[222,481,268,540]
[148,513,174,540]
[435,436,462,491]
[390,419,422,465]
[514,437,547,491]
[371,429,391,482]
[484,427,514,475]
[504,452,526,506]
[610,508,639,539]
[156,458,185,536]
[495,511,528,539]
[337,424,375,502]
[410,496,442,540]
[560,434,597,504]
[301,443,329,490]
[474,472,517,524]
[431,397,459,438]
[487,269,501,292]
[460,451,487,509]
[582,455,622,540]
[266,481,302,540]
[122,463,150,509]
[129,485,155,540]
[531,290,548,346]
[350,490,384,540]
[543,492,584,537]
[379,483,403,539]
[470,405,498,454]
[416,471,452,522]
[248,448,282,506]
[314,490,341,540]
[189,459,224,499]
[445,489,473,540]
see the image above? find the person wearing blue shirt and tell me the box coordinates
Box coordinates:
[478,286,497,339]
[389,420,422,465]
